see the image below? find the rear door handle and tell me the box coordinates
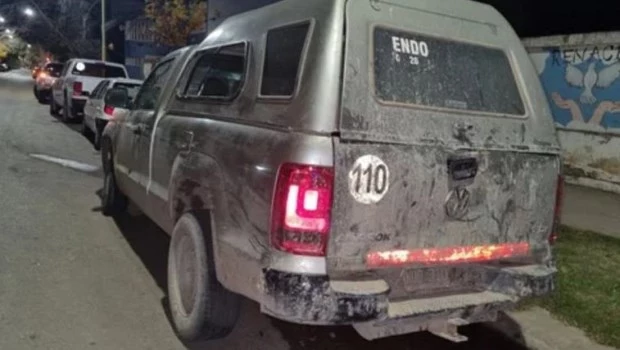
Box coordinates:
[176,131,194,150]
[128,124,143,135]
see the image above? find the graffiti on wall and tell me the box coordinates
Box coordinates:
[530,46,620,133]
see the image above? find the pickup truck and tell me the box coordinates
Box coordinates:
[50,59,128,123]
[101,0,562,345]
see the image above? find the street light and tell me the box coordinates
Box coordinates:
[0,16,5,24]
[4,29,11,35]
[23,7,35,18]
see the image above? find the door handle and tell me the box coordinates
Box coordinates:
[128,124,142,135]
[176,131,194,150]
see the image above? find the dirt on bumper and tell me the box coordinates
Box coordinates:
[261,264,555,327]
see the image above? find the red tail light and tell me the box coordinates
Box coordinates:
[103,105,115,116]
[73,82,83,96]
[550,175,564,244]
[271,163,334,256]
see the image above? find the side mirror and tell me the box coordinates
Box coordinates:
[105,88,130,109]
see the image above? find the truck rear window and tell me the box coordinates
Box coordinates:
[72,62,127,78]
[373,27,525,116]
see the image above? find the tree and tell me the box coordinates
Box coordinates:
[0,42,9,60]
[145,0,207,47]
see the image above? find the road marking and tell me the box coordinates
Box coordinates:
[29,153,100,173]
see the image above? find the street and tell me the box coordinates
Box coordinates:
[0,70,529,350]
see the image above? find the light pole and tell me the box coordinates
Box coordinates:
[101,0,106,61]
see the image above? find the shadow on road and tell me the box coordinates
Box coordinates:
[107,206,530,350]
[112,213,169,291]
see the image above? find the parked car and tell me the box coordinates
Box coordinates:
[50,59,129,123]
[101,0,563,344]
[33,62,64,104]
[31,66,41,79]
[82,78,142,150]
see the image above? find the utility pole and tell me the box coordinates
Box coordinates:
[101,0,106,61]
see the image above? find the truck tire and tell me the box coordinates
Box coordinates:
[101,146,127,216]
[49,98,60,116]
[94,120,105,151]
[168,212,240,343]
[62,95,70,123]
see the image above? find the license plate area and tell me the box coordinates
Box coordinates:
[402,266,486,295]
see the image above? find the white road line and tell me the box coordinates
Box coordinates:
[29,153,100,173]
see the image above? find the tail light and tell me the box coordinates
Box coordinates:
[550,175,564,244]
[270,163,334,256]
[103,105,115,116]
[73,82,83,96]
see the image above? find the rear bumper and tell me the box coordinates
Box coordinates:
[261,264,555,327]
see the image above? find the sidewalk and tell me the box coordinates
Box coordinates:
[562,183,620,239]
[496,307,616,350]
[495,183,620,350]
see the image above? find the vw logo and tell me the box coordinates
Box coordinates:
[445,187,471,219]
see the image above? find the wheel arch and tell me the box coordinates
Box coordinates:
[168,152,226,226]
[167,152,234,289]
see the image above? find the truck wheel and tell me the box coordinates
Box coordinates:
[101,145,127,216]
[81,120,89,137]
[102,171,127,216]
[93,120,104,151]
[62,95,70,123]
[49,99,59,116]
[168,212,240,342]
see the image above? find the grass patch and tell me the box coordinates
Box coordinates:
[525,225,620,347]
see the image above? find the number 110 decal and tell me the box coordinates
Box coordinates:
[348,155,390,204]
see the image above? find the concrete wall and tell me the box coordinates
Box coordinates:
[525,33,620,193]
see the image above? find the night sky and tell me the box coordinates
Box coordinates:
[479,0,620,37]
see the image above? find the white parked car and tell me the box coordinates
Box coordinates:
[82,78,142,150]
[50,59,129,123]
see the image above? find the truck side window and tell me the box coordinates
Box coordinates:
[260,22,310,97]
[133,60,173,110]
[183,43,246,101]
[60,62,70,77]
[93,81,110,99]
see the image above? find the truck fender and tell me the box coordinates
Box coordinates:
[167,152,231,281]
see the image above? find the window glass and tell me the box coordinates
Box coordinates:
[184,43,246,100]
[261,22,310,97]
[113,83,142,101]
[61,62,70,76]
[373,27,525,115]
[98,81,112,99]
[133,60,173,110]
[71,62,127,78]
[45,63,64,78]
[91,81,106,99]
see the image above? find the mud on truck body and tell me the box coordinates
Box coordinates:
[101,0,563,343]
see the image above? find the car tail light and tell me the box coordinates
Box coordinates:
[550,175,564,244]
[73,82,83,96]
[270,163,334,256]
[104,105,115,116]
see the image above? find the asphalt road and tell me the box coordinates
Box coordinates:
[0,70,529,350]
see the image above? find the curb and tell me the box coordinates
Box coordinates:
[490,307,616,350]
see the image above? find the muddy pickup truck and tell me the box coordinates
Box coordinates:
[100,0,563,344]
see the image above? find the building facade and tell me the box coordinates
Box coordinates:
[525,32,620,193]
